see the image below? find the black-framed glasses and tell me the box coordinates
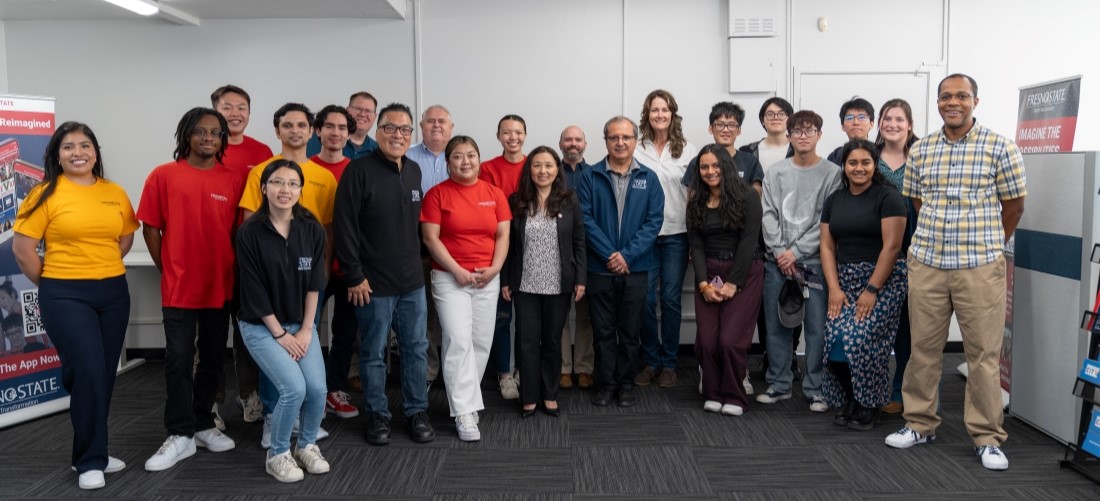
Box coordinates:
[191,128,224,138]
[789,128,819,138]
[380,124,414,136]
[712,122,741,131]
[764,111,788,120]
[843,114,870,123]
[938,93,973,103]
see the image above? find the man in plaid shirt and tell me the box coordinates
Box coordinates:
[884,73,1026,471]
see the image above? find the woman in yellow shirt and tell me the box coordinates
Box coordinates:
[13,122,139,491]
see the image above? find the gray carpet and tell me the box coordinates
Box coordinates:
[1,353,1097,499]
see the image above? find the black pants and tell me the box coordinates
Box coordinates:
[514,291,571,404]
[587,272,647,392]
[323,276,359,392]
[39,275,130,473]
[162,305,229,437]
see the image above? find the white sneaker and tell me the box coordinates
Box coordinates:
[885,426,936,449]
[261,415,272,449]
[144,435,196,471]
[78,470,105,490]
[194,428,235,452]
[72,456,126,474]
[265,450,304,483]
[456,413,481,442]
[499,375,519,400]
[212,403,225,431]
[977,445,1009,470]
[743,375,754,395]
[293,443,331,474]
[809,395,829,413]
[721,404,744,416]
[703,400,722,413]
[237,391,263,423]
[291,417,330,441]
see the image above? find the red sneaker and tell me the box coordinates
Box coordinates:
[325,391,359,418]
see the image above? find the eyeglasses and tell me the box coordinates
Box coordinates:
[789,128,819,138]
[604,135,636,143]
[347,106,376,117]
[764,111,788,120]
[712,122,741,131]
[843,114,870,123]
[191,128,224,138]
[380,124,414,136]
[938,92,974,103]
[266,179,302,189]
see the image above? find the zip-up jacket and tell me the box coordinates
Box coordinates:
[575,158,664,274]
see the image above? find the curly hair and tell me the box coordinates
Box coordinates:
[686,144,751,231]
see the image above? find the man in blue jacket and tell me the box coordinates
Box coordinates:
[576,116,664,408]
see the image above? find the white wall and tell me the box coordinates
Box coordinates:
[1,0,1095,347]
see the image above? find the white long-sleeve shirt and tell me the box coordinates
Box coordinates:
[634,139,696,236]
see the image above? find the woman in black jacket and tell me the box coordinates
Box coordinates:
[501,146,586,418]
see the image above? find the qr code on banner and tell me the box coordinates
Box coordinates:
[21,289,45,336]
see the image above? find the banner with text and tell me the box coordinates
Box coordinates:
[1016,76,1081,153]
[0,95,62,429]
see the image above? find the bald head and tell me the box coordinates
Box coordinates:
[559,125,587,167]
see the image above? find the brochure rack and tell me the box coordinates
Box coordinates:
[1061,244,1100,484]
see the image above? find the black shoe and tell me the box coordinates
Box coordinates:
[521,406,537,419]
[592,389,613,407]
[365,413,391,445]
[834,400,856,426]
[408,411,435,443]
[617,388,637,407]
[542,406,560,418]
[847,406,878,431]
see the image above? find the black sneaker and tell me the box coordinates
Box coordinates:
[365,413,391,446]
[834,400,856,426]
[591,389,613,407]
[617,388,637,407]
[408,411,435,443]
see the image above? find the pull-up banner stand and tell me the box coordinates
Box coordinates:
[1016,75,1082,153]
[0,94,63,429]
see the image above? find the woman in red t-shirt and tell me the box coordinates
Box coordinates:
[421,136,511,442]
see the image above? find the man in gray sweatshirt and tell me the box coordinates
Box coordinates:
[756,110,843,412]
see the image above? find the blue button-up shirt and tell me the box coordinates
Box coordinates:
[561,159,589,191]
[406,142,449,194]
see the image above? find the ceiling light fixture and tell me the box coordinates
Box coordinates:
[101,0,160,17]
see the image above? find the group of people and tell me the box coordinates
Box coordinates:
[14,72,1026,490]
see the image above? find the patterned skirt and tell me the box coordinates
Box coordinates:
[822,259,907,408]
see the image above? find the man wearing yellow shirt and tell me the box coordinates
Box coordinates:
[238,103,337,448]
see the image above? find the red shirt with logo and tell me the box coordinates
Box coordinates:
[222,135,273,182]
[137,159,245,308]
[420,179,511,272]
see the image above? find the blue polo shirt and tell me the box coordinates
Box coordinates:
[305,134,378,160]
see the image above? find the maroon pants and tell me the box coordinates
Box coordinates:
[695,258,764,407]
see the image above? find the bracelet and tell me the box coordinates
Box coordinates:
[273,329,288,339]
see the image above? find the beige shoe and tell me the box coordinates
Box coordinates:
[293,444,330,474]
[499,375,519,400]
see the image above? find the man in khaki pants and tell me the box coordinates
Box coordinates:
[558,125,595,389]
[884,73,1026,471]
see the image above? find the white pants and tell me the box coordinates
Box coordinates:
[432,270,499,416]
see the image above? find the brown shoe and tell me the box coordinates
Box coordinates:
[881,401,903,414]
[577,373,594,389]
[348,376,363,392]
[657,368,678,388]
[559,374,573,389]
[635,366,657,386]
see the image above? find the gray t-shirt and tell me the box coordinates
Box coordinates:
[761,157,843,265]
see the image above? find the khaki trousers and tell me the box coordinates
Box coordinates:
[561,296,594,375]
[902,252,1007,446]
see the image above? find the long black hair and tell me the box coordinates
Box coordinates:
[19,121,105,220]
[174,107,229,163]
[246,159,316,224]
[687,144,751,231]
[839,139,887,190]
[511,145,574,217]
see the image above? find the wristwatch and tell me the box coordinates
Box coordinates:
[865,283,880,295]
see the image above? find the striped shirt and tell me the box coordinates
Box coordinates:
[902,120,1026,269]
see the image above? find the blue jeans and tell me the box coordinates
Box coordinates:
[259,301,325,416]
[642,233,689,369]
[490,292,513,375]
[762,262,826,397]
[356,287,429,419]
[240,321,326,455]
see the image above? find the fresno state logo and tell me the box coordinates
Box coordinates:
[298,257,312,271]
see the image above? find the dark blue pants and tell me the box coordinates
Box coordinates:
[587,272,648,392]
[322,277,359,392]
[39,275,130,474]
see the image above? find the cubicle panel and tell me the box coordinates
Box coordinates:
[1010,152,1093,444]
